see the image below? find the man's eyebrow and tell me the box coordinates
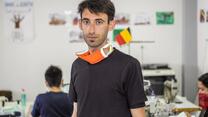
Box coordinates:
[81,18,89,21]
[81,18,105,22]
[95,19,105,22]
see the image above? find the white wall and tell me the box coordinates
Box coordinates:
[197,0,208,75]
[0,0,183,101]
[0,1,3,83]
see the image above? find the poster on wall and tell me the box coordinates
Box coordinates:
[115,13,130,26]
[67,11,79,26]
[133,12,152,25]
[49,13,66,26]
[68,28,84,43]
[3,0,34,44]
[200,9,205,23]
[199,9,208,23]
[156,11,174,25]
[65,11,84,43]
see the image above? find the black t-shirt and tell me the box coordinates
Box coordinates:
[31,92,73,117]
[69,49,147,117]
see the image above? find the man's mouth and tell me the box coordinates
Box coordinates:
[87,36,97,39]
[87,36,97,41]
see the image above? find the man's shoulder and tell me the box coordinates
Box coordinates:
[72,57,86,66]
[113,49,140,63]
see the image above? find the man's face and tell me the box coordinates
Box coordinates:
[198,81,208,94]
[79,9,115,49]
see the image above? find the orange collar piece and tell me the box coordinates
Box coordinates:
[77,49,105,64]
[76,44,113,64]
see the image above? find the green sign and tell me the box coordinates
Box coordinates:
[156,12,174,25]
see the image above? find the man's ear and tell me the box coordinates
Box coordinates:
[79,19,83,30]
[108,20,116,31]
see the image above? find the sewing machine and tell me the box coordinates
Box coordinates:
[142,64,176,96]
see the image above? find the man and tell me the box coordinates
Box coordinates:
[69,0,147,117]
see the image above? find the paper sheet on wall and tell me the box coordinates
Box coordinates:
[3,0,34,44]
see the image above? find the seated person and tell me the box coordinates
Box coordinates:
[198,73,208,117]
[31,65,73,117]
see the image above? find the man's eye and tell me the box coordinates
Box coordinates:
[96,20,104,25]
[82,20,90,25]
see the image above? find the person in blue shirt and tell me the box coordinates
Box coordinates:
[31,65,73,117]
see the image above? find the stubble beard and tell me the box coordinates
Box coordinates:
[84,34,108,50]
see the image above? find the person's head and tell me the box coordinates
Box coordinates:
[198,73,208,95]
[45,65,62,88]
[78,0,116,50]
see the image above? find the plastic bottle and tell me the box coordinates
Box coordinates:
[20,89,26,108]
[148,87,157,117]
[0,106,3,115]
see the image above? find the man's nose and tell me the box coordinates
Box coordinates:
[88,23,95,34]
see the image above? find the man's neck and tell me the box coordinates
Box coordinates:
[89,40,108,53]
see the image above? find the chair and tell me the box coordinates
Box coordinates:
[0,90,12,101]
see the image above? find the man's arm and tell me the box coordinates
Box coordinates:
[72,103,77,117]
[130,107,146,117]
